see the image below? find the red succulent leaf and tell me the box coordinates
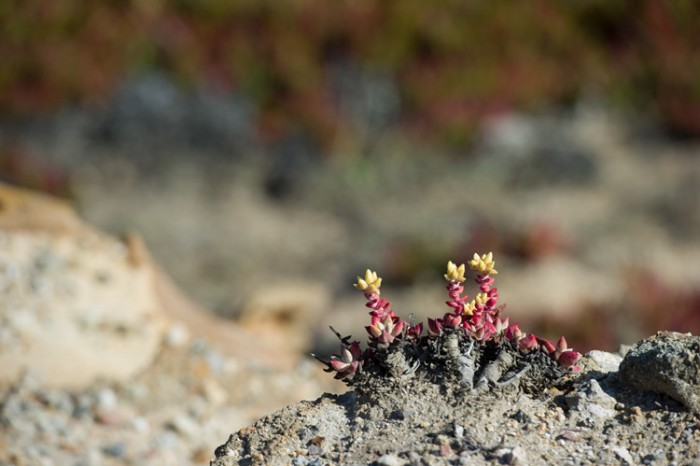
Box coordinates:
[503,323,524,341]
[330,359,350,372]
[518,334,538,352]
[408,322,423,338]
[428,317,444,336]
[556,336,569,353]
[442,312,462,329]
[558,350,581,368]
[537,337,556,354]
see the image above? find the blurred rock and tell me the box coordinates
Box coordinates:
[0,183,166,388]
[0,183,306,389]
[238,281,330,353]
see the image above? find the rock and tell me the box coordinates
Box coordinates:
[167,413,200,439]
[94,407,132,427]
[0,183,305,389]
[585,350,622,373]
[102,442,127,458]
[507,446,528,466]
[165,322,190,347]
[619,331,700,414]
[96,388,118,410]
[611,446,634,465]
[376,453,402,466]
[0,183,166,388]
[565,379,618,421]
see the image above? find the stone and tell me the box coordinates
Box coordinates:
[612,446,634,465]
[565,378,618,422]
[376,453,402,466]
[585,350,622,373]
[0,183,166,388]
[619,332,700,414]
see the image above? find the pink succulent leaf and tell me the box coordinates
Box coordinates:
[494,316,509,333]
[408,322,423,338]
[428,317,444,336]
[558,350,581,368]
[537,337,556,354]
[446,300,464,310]
[556,336,569,353]
[442,312,462,329]
[503,323,524,341]
[518,334,538,352]
[392,320,407,336]
[348,341,362,359]
[378,330,394,346]
[568,365,582,374]
[365,325,382,338]
[330,359,350,372]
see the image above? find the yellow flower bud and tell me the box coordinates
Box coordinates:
[464,300,476,315]
[354,269,382,294]
[444,261,467,282]
[468,252,498,275]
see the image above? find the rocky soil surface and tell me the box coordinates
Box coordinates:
[212,332,700,466]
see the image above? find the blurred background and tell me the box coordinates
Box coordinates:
[2,0,700,355]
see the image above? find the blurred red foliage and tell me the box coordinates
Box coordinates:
[1,0,699,146]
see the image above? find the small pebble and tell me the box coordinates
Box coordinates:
[440,443,454,457]
[165,323,190,347]
[307,444,323,456]
[102,442,127,458]
[131,416,150,433]
[376,453,402,466]
[497,446,528,466]
[167,413,199,439]
[202,379,228,406]
[97,388,118,410]
[94,407,131,426]
[612,446,634,465]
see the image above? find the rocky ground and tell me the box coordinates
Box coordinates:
[211,332,700,466]
[0,336,333,466]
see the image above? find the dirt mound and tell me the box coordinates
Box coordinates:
[212,332,700,465]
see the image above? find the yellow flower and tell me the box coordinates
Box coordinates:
[354,269,382,294]
[469,252,498,275]
[444,261,466,282]
[474,292,488,306]
[464,300,476,315]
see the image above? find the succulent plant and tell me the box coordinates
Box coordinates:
[319,252,582,385]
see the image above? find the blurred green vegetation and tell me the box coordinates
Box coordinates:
[1,0,700,147]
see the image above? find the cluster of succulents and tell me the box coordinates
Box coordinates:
[318,252,581,384]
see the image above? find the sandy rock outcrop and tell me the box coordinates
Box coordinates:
[0,184,166,388]
[0,183,300,389]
